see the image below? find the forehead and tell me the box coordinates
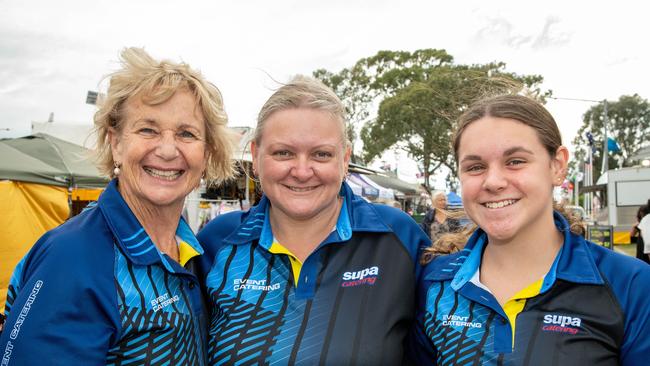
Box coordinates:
[123,90,204,125]
[458,116,544,158]
[260,108,344,145]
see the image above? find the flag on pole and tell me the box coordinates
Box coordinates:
[607,137,620,153]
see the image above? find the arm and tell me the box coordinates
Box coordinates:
[0,233,119,365]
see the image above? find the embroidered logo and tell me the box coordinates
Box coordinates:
[233,279,280,292]
[341,266,379,287]
[441,314,483,328]
[151,293,180,312]
[542,314,582,335]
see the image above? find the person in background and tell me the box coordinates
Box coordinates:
[410,95,650,365]
[0,47,235,365]
[631,204,649,263]
[420,191,461,241]
[197,75,430,365]
[636,199,650,263]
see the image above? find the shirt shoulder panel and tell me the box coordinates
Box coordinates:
[369,203,431,264]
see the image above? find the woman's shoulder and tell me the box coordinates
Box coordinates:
[197,210,251,247]
[12,208,117,297]
[369,203,417,224]
[33,207,113,257]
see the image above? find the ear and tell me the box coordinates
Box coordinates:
[251,140,259,175]
[552,145,569,186]
[108,128,122,165]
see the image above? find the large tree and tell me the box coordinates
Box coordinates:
[572,94,650,184]
[320,49,546,191]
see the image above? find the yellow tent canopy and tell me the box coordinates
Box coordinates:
[0,134,108,312]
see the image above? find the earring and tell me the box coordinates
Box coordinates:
[113,162,121,177]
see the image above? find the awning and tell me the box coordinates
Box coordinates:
[347,173,380,199]
[353,173,395,200]
[365,174,420,197]
[447,191,462,208]
[581,184,607,194]
[345,178,363,196]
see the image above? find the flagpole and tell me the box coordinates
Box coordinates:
[601,99,609,174]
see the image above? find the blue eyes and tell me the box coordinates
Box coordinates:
[271,150,334,160]
[135,128,201,142]
[138,128,157,135]
[178,130,198,139]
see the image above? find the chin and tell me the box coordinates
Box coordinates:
[144,191,186,208]
[479,221,518,242]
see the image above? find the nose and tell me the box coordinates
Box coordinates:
[291,156,314,181]
[482,166,507,192]
[155,131,180,160]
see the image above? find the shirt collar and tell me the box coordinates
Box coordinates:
[257,194,352,249]
[428,211,604,288]
[98,179,203,270]
[224,181,388,246]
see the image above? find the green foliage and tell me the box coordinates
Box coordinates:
[572,94,650,183]
[314,48,549,190]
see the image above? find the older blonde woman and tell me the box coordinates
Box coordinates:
[420,191,461,241]
[197,76,430,365]
[0,48,235,365]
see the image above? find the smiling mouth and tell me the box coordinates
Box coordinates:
[483,199,518,209]
[285,185,318,192]
[144,167,183,181]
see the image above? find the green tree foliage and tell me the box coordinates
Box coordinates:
[572,94,650,183]
[313,49,547,191]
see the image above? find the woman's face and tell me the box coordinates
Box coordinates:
[457,116,567,243]
[252,108,350,221]
[110,89,208,211]
[434,194,447,209]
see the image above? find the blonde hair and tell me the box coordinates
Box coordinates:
[255,75,349,148]
[93,47,236,184]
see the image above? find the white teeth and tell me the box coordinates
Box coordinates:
[288,186,315,192]
[144,167,182,180]
[484,199,516,209]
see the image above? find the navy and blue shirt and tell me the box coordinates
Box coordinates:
[0,179,207,365]
[410,212,650,365]
[197,182,431,365]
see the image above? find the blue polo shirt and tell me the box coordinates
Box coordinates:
[197,182,430,365]
[409,212,650,365]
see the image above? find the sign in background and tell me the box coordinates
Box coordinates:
[587,225,614,249]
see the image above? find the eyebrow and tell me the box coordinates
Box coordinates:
[503,146,535,156]
[460,146,535,163]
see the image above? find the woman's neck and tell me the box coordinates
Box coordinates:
[270,197,342,262]
[479,213,563,305]
[121,191,182,262]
